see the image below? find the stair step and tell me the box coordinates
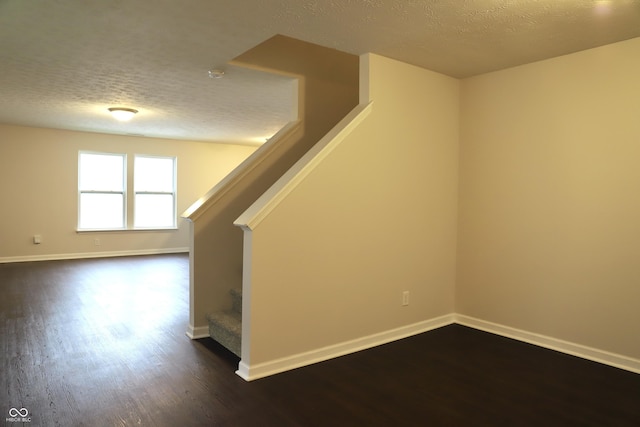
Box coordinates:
[230,287,242,314]
[207,310,241,357]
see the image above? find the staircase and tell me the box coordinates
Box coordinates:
[207,287,242,357]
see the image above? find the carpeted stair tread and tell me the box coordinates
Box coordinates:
[207,310,241,357]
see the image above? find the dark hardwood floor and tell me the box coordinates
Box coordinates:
[1,255,639,426]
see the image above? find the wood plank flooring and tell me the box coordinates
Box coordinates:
[1,254,639,426]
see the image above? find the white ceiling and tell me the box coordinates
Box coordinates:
[1,0,639,145]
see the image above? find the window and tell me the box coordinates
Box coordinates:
[134,155,176,228]
[78,152,177,231]
[78,152,126,230]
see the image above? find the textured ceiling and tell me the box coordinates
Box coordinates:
[1,0,639,144]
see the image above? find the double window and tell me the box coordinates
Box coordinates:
[78,152,177,230]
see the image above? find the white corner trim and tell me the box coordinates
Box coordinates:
[186,325,210,340]
[235,361,251,381]
[455,314,640,374]
[235,313,455,381]
[0,247,189,264]
[234,102,373,232]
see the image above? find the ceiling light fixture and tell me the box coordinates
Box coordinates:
[208,69,225,79]
[108,107,138,121]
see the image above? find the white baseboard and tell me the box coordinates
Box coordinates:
[186,325,210,340]
[236,313,640,381]
[455,314,640,374]
[0,247,189,264]
[236,313,456,381]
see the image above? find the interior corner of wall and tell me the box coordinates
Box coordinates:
[291,78,301,121]
[359,54,372,104]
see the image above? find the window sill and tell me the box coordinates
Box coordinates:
[77,227,178,233]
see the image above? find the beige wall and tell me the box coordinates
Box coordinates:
[457,37,640,359]
[0,124,256,260]
[246,54,459,364]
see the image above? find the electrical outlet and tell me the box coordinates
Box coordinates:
[94,238,101,246]
[402,291,409,306]
[33,235,42,244]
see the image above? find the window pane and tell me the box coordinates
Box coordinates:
[79,193,124,229]
[134,156,174,192]
[79,153,124,191]
[134,194,174,228]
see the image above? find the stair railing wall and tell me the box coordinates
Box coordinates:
[183,120,304,338]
